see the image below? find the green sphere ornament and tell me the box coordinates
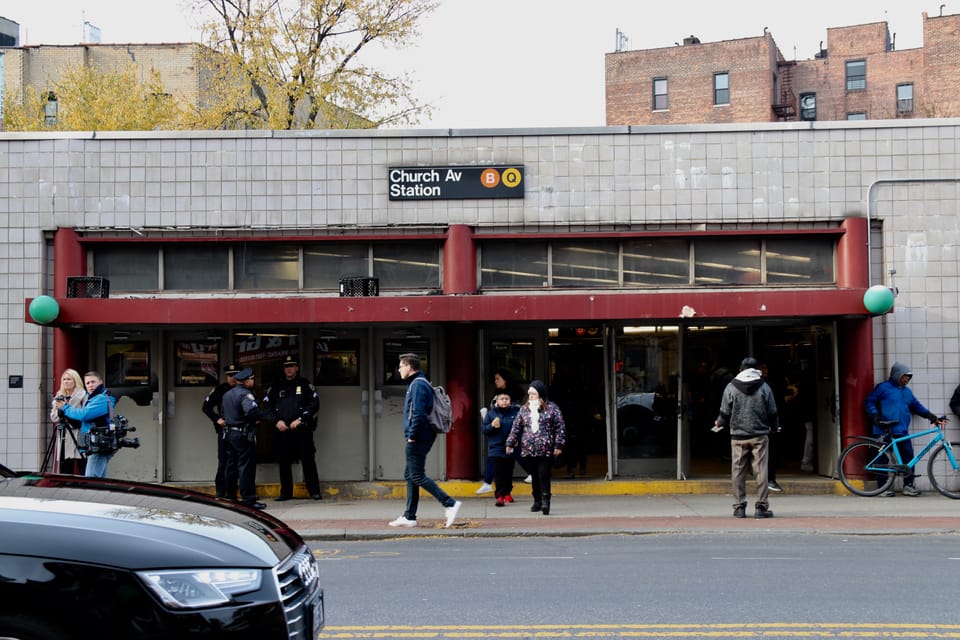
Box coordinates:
[29,295,60,324]
[863,285,895,314]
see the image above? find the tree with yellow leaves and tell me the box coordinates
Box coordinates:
[3,64,188,132]
[191,0,437,130]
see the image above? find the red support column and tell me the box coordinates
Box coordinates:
[442,225,476,295]
[838,320,874,479]
[838,216,870,289]
[444,324,478,479]
[53,228,87,380]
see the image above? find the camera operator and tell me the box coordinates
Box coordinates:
[49,369,86,474]
[54,371,115,478]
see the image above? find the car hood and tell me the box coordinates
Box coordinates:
[0,474,305,570]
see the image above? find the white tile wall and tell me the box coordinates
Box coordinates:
[2,120,960,470]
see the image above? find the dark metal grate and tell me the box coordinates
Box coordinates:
[66,276,110,298]
[339,276,379,297]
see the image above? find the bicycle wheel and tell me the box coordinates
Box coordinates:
[838,440,894,497]
[927,443,960,499]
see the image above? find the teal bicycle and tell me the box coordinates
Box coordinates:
[838,417,960,498]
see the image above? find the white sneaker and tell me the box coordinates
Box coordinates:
[523,474,533,484]
[444,500,462,528]
[475,482,493,495]
[388,515,417,528]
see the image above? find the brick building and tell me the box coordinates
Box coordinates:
[606,10,960,125]
[1,42,209,117]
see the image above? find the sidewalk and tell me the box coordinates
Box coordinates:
[250,479,960,540]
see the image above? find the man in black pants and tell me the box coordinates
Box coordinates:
[262,357,321,501]
[221,368,265,509]
[201,363,239,498]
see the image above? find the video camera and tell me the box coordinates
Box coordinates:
[84,415,141,454]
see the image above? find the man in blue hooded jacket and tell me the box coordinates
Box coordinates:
[54,371,115,478]
[387,353,462,529]
[865,362,947,496]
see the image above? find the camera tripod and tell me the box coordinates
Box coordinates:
[41,421,85,474]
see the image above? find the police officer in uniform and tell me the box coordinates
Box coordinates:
[221,368,266,509]
[201,363,239,499]
[262,357,321,501]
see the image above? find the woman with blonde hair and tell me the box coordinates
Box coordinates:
[49,368,86,474]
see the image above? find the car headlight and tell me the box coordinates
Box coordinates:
[136,569,263,609]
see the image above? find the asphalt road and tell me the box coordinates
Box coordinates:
[314,532,960,638]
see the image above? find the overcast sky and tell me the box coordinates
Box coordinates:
[5,0,946,128]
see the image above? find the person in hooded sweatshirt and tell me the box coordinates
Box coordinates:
[714,357,779,519]
[865,362,947,497]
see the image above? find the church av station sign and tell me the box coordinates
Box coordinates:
[388,165,524,200]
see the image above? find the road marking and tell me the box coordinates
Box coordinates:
[319,623,960,638]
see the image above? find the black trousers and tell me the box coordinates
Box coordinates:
[524,456,554,503]
[277,427,320,497]
[214,426,233,498]
[224,429,258,505]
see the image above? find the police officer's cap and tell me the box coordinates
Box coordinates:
[224,363,240,376]
[282,357,299,367]
[234,368,254,381]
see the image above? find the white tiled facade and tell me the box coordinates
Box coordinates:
[1,120,959,471]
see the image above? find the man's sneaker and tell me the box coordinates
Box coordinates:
[754,505,774,519]
[444,501,462,528]
[902,485,921,497]
[475,482,493,495]
[733,505,746,518]
[880,489,896,497]
[523,475,533,484]
[767,481,783,493]
[388,515,417,528]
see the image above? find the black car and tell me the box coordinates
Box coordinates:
[0,465,323,640]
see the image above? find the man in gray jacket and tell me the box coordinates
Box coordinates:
[714,357,779,519]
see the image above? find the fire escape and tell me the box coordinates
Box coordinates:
[772,60,797,120]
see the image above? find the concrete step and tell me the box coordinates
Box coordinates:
[170,474,846,500]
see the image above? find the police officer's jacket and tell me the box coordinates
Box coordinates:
[262,376,319,429]
[222,385,261,428]
[201,382,233,431]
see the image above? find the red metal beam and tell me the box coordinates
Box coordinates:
[26,289,872,326]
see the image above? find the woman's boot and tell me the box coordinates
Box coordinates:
[530,494,541,512]
[541,494,551,515]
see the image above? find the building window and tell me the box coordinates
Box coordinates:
[896,83,914,114]
[552,240,619,288]
[846,60,866,91]
[846,112,867,120]
[713,73,729,105]
[164,245,229,290]
[93,247,159,291]
[653,77,668,111]
[304,244,368,289]
[623,239,690,286]
[481,242,548,288]
[694,240,761,286]
[765,239,834,285]
[234,244,300,290]
[373,243,440,290]
[799,93,817,121]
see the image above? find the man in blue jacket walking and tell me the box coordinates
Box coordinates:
[865,362,947,496]
[388,353,462,529]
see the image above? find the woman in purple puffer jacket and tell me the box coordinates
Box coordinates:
[506,380,565,515]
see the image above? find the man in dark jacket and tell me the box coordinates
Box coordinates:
[201,363,239,498]
[221,368,265,509]
[387,353,462,529]
[866,362,946,496]
[262,357,321,501]
[714,357,779,519]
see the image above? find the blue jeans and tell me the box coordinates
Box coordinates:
[84,451,114,478]
[403,440,454,520]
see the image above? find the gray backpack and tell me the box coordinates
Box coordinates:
[413,378,453,434]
